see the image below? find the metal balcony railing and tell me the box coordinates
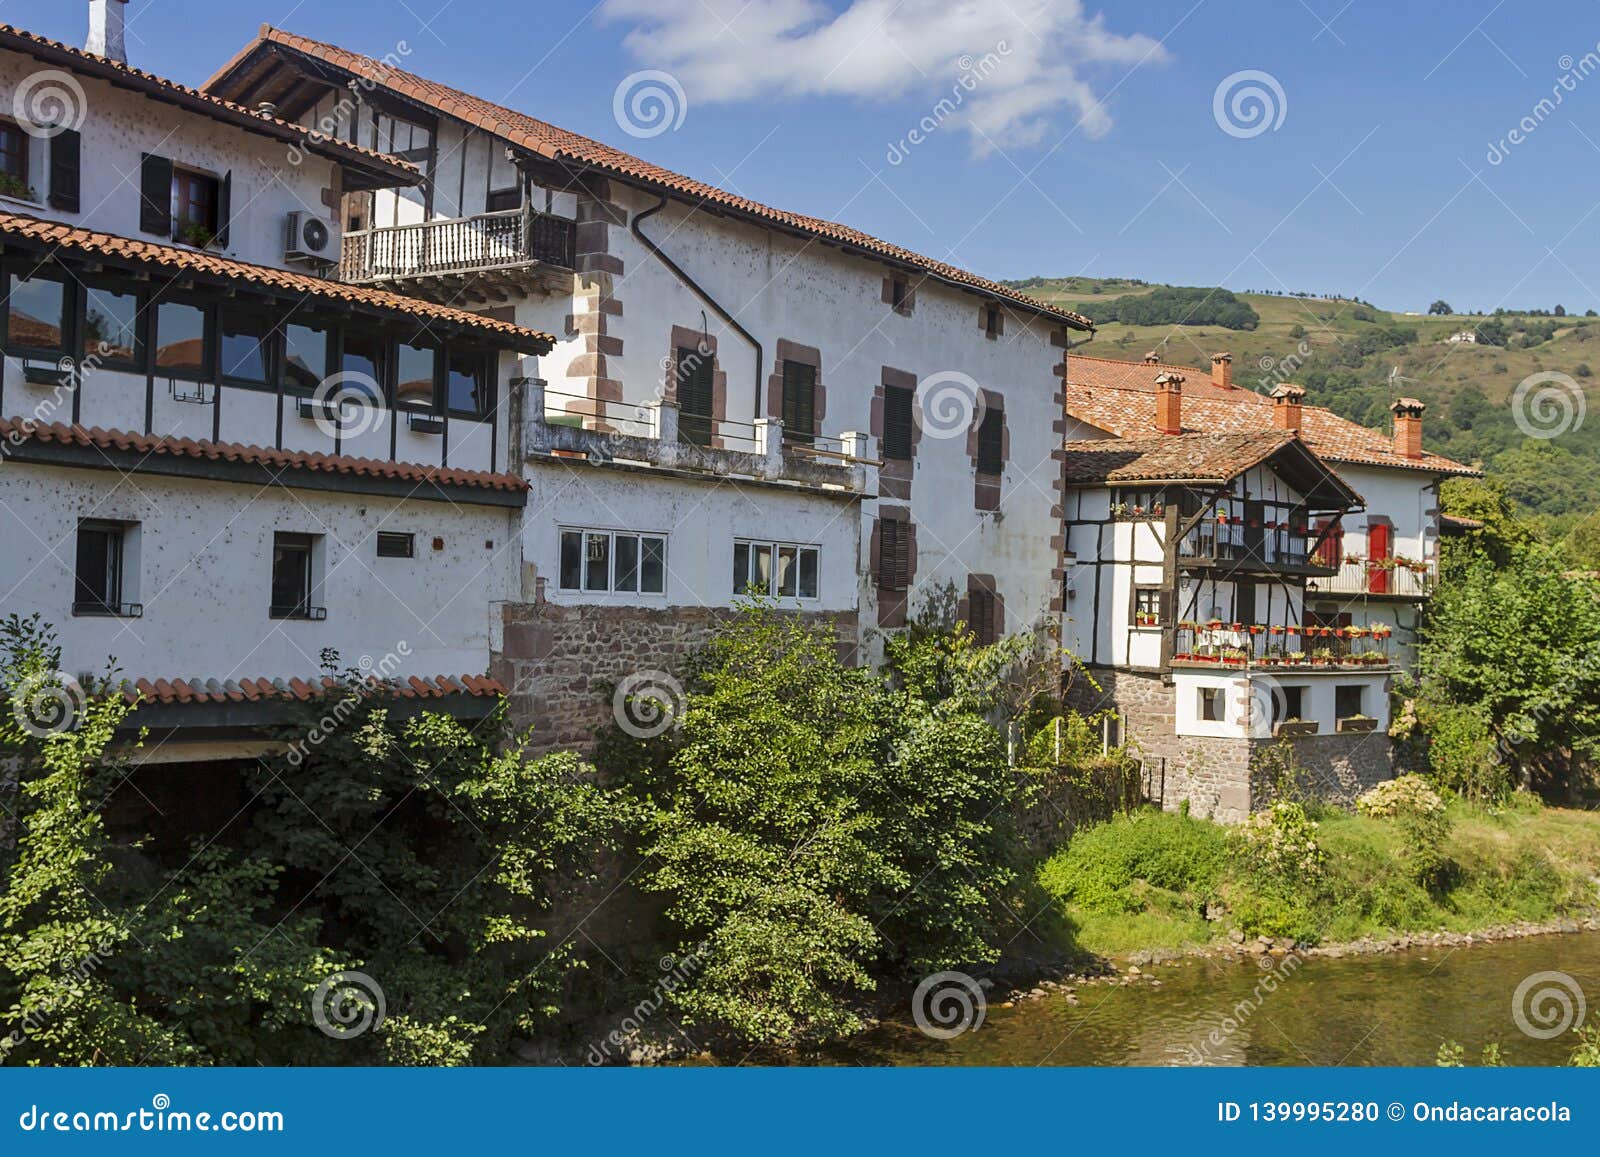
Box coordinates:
[1305,557,1437,598]
[340,208,576,283]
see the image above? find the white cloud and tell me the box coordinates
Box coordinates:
[601,0,1168,153]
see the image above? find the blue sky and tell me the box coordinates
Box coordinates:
[10,0,1600,313]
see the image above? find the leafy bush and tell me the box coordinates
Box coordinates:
[1037,809,1227,915]
[630,607,1027,1046]
[0,617,624,1066]
[1071,286,1260,330]
[1356,774,1444,818]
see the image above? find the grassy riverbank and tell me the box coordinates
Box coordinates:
[1038,799,1600,957]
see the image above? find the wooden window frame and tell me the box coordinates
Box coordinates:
[1132,586,1162,630]
[677,345,715,447]
[217,306,278,390]
[72,520,126,617]
[780,359,817,444]
[1,263,72,358]
[0,119,31,193]
[445,346,494,421]
[172,167,220,239]
[877,517,911,592]
[80,280,146,372]
[150,294,215,383]
[969,587,998,645]
[269,532,322,621]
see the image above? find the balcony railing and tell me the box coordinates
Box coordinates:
[1180,518,1321,570]
[1169,622,1395,671]
[340,208,576,283]
[1306,556,1437,598]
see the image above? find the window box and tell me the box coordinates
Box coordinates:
[1337,716,1378,734]
[297,397,340,422]
[1274,720,1319,737]
[21,360,65,386]
[270,605,328,621]
[72,601,143,618]
[407,412,445,435]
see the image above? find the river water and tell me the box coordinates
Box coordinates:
[798,932,1600,1066]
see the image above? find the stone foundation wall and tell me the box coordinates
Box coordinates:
[1064,666,1394,823]
[494,600,860,754]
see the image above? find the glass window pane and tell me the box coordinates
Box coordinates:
[219,312,271,385]
[283,322,328,394]
[154,301,207,376]
[75,526,118,608]
[6,274,67,351]
[752,545,772,594]
[559,530,582,590]
[641,537,665,594]
[83,288,139,363]
[583,532,611,592]
[615,534,639,593]
[342,329,387,395]
[733,543,750,594]
[776,546,797,596]
[396,342,437,411]
[447,349,490,416]
[798,549,818,599]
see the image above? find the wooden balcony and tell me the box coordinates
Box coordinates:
[339,208,576,304]
[1305,557,1437,599]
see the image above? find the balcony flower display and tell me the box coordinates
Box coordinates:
[1248,624,1265,635]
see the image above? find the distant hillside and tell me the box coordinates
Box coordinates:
[1010,276,1600,551]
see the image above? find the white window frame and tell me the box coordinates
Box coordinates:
[557,527,667,596]
[733,539,820,601]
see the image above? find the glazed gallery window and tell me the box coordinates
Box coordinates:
[559,529,666,595]
[3,271,68,353]
[733,540,819,600]
[83,286,141,366]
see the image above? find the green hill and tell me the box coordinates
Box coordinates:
[1011,276,1600,557]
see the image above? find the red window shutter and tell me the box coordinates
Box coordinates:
[1368,522,1391,594]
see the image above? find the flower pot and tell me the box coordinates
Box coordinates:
[1337,717,1378,734]
[1274,720,1320,738]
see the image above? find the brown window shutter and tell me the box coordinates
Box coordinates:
[781,359,815,444]
[139,153,173,236]
[882,385,913,460]
[48,129,80,212]
[977,408,1003,474]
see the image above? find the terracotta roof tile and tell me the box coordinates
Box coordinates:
[1062,431,1298,484]
[0,24,418,184]
[125,673,507,705]
[0,418,528,495]
[0,210,553,351]
[205,28,1093,333]
[1066,354,1479,476]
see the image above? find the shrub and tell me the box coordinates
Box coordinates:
[1356,774,1443,818]
[1038,809,1228,915]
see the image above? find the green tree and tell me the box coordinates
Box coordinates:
[1428,300,1453,315]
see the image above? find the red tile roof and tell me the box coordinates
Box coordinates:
[124,673,506,705]
[0,210,554,352]
[1066,354,1479,476]
[1062,430,1297,484]
[0,23,418,186]
[0,418,528,495]
[204,27,1094,333]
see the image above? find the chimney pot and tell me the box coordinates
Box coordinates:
[257,101,279,117]
[1142,350,1162,365]
[87,0,129,64]
[1211,352,1233,389]
[1391,397,1425,460]
[1271,383,1305,432]
[1155,371,1184,435]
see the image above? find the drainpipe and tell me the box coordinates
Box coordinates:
[631,195,763,418]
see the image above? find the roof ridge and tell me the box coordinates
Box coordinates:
[209,27,1094,332]
[0,23,415,177]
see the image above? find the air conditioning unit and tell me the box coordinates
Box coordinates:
[284,210,338,263]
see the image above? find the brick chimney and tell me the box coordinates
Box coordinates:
[1142,350,1162,365]
[1271,383,1305,431]
[87,0,128,63]
[1211,352,1233,389]
[1155,371,1184,435]
[1391,398,1425,460]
